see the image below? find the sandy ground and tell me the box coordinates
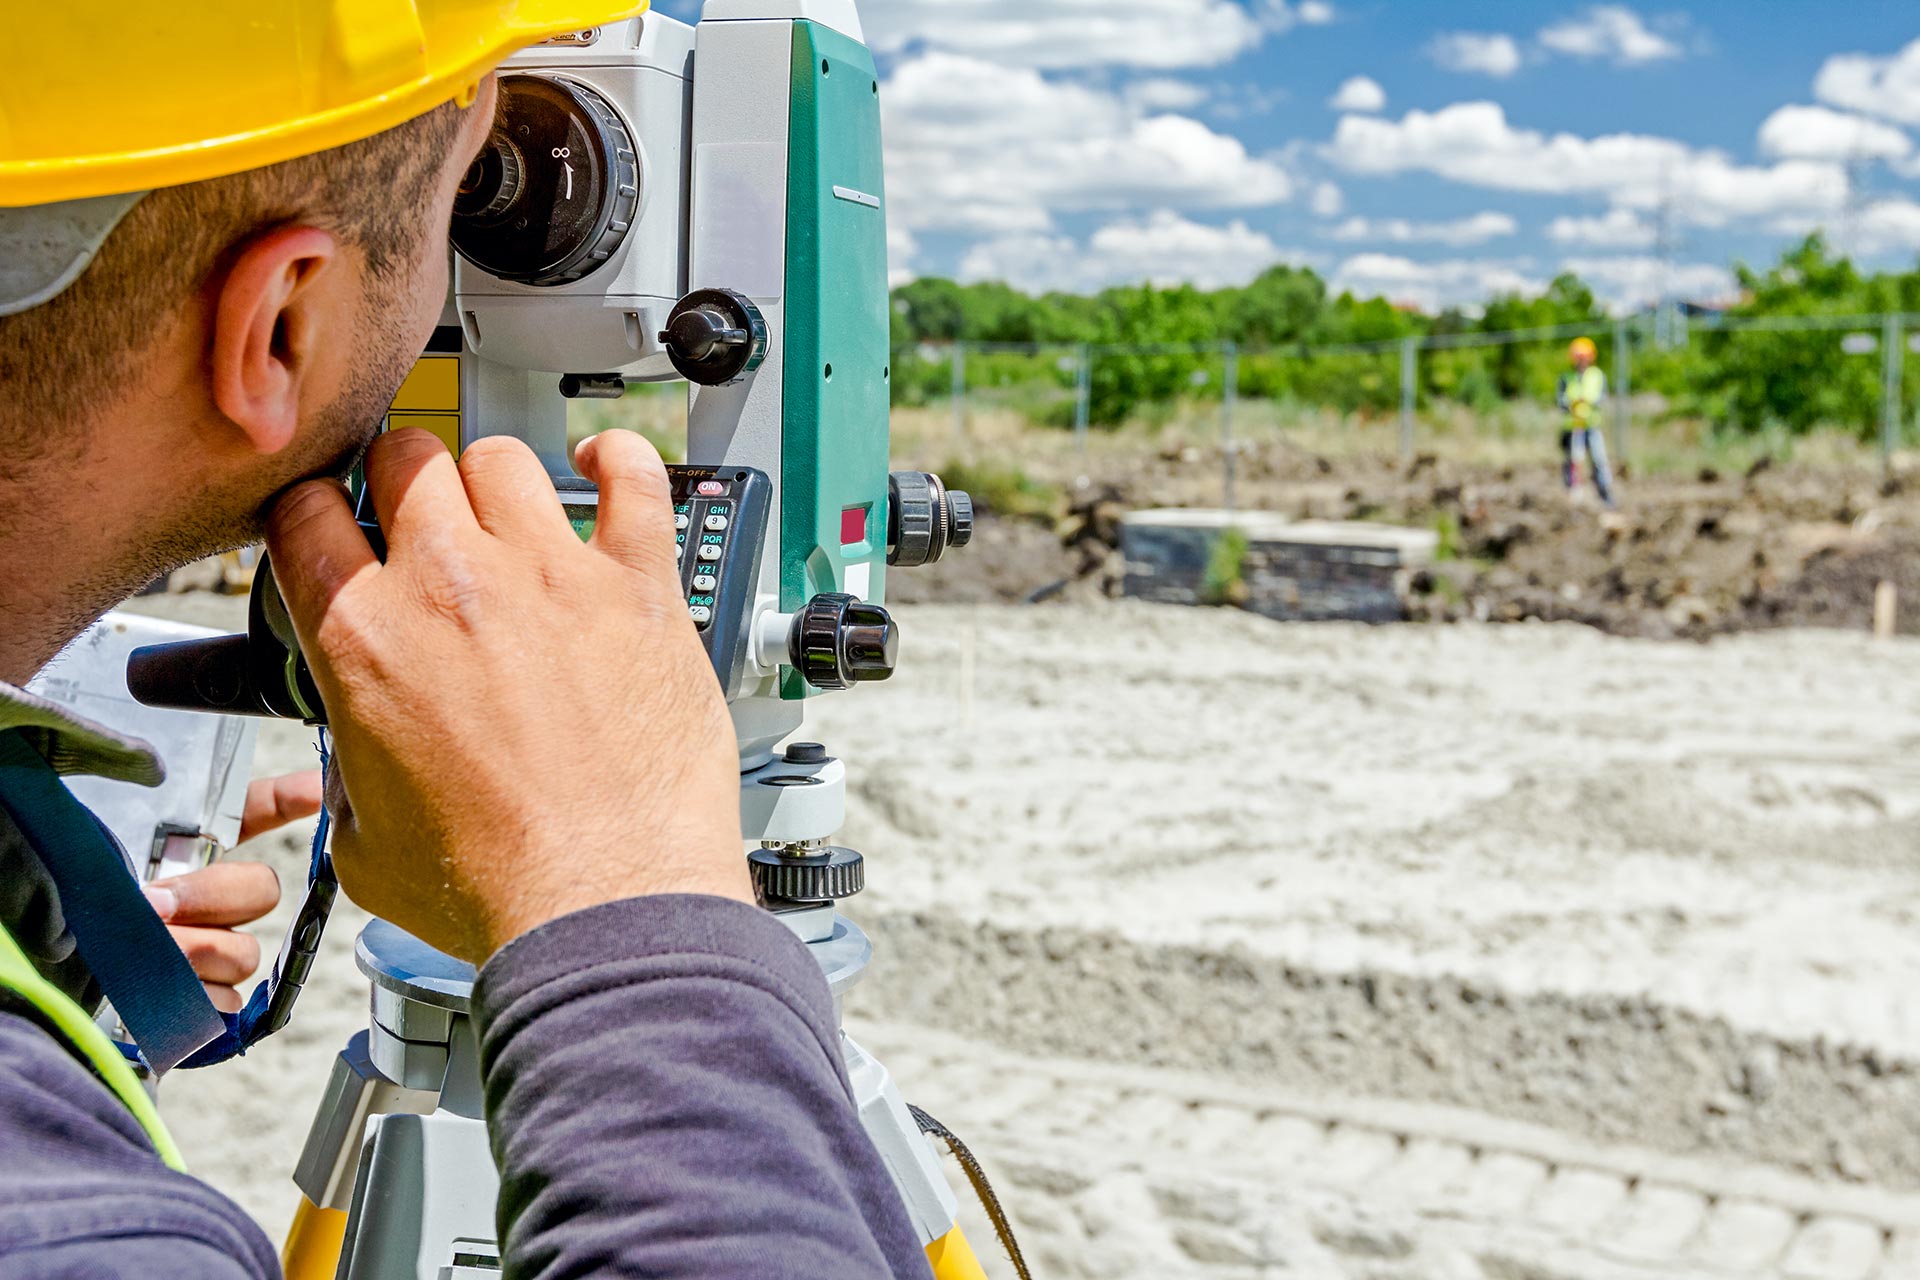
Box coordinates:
[128,594,1920,1278]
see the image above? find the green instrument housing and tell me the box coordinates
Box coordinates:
[778,21,892,701]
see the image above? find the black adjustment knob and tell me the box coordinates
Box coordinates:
[748,845,866,906]
[789,593,899,691]
[888,472,977,567]
[948,490,975,549]
[660,288,769,386]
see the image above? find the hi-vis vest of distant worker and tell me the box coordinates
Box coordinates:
[1558,367,1608,430]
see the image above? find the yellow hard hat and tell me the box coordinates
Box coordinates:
[1569,337,1599,362]
[0,0,649,207]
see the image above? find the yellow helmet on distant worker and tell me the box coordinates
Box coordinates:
[1569,337,1599,363]
[0,0,649,207]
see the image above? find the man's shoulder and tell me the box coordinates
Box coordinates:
[0,1011,278,1274]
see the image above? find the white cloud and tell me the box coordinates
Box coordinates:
[1547,209,1659,249]
[1127,78,1210,111]
[1758,104,1912,163]
[1329,102,1848,227]
[1329,253,1544,310]
[1538,6,1682,66]
[884,53,1294,237]
[959,211,1300,292]
[1308,181,1346,217]
[866,0,1271,71]
[1327,211,1517,246]
[887,222,919,287]
[1297,1,1336,22]
[1772,197,1920,257]
[1560,257,1736,310]
[1328,76,1386,113]
[1815,38,1920,127]
[1851,198,1920,254]
[1428,33,1523,79]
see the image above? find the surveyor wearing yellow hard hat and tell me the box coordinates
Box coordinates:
[1557,336,1619,509]
[0,5,932,1278]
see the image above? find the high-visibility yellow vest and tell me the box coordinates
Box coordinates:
[1563,366,1607,429]
[0,921,186,1170]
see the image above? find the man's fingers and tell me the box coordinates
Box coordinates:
[363,429,478,551]
[204,983,246,1015]
[574,431,676,575]
[168,926,263,988]
[239,772,325,844]
[266,480,380,625]
[459,436,576,549]
[148,862,281,928]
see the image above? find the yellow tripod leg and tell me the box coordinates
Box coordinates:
[925,1224,991,1280]
[282,1198,349,1280]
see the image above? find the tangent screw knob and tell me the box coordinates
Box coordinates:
[789,593,899,691]
[660,288,769,386]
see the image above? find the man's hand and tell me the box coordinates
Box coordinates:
[265,430,750,964]
[143,771,319,1011]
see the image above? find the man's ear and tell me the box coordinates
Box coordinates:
[209,226,342,456]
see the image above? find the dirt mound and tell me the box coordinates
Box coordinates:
[910,445,1920,639]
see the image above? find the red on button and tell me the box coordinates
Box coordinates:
[697,481,726,497]
[840,505,869,546]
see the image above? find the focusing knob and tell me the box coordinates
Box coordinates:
[789,593,898,691]
[661,289,769,386]
[948,490,975,550]
[888,472,977,567]
[748,845,866,906]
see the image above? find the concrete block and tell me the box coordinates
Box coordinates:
[1120,510,1437,624]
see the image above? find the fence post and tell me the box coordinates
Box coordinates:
[950,341,967,445]
[1614,315,1632,468]
[1399,337,1418,460]
[1885,313,1905,478]
[1074,344,1092,459]
[1222,341,1239,512]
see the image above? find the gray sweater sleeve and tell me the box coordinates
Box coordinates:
[0,1009,277,1279]
[472,896,933,1280]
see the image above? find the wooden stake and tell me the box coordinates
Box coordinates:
[1875,580,1899,640]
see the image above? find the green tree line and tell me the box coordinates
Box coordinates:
[889,236,1920,437]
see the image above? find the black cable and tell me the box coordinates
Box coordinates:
[909,1104,1035,1280]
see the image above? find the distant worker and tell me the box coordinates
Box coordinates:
[1557,337,1618,509]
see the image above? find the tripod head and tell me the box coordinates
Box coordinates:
[129,1,972,769]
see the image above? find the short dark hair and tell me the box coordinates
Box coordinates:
[0,102,466,436]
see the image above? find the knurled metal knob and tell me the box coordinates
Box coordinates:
[888,472,976,567]
[748,845,866,905]
[789,593,898,690]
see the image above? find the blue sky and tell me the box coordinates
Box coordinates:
[651,1,1920,311]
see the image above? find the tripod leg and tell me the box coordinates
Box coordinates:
[925,1226,991,1280]
[282,1200,350,1280]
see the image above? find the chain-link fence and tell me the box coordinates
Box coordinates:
[906,311,1919,510]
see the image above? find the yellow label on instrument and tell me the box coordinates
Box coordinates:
[385,355,462,457]
[391,357,460,412]
[387,414,462,457]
